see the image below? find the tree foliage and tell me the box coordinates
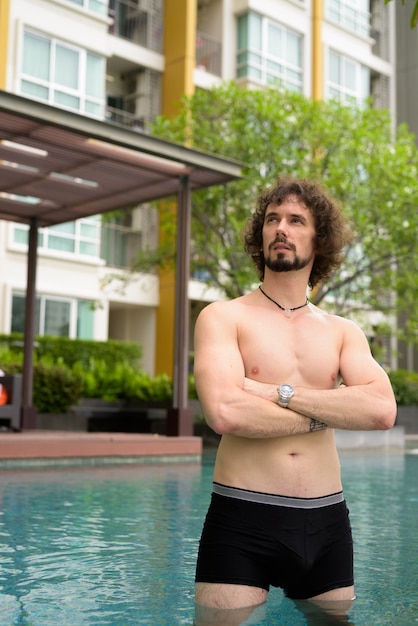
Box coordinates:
[151,83,418,343]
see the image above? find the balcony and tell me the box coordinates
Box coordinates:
[101,222,143,269]
[196,31,222,76]
[108,0,163,52]
[105,106,148,131]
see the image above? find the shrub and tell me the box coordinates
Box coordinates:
[32,362,83,413]
[0,335,184,410]
[0,346,23,372]
[388,369,418,406]
[71,359,174,404]
[188,374,198,399]
[0,334,142,368]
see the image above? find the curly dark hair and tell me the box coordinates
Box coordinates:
[243,176,353,288]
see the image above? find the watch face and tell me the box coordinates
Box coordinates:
[281,384,294,397]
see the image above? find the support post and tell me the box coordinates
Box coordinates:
[167,176,194,436]
[20,217,38,430]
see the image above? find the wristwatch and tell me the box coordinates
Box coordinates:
[277,384,295,408]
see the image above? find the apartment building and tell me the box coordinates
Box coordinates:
[0,0,413,378]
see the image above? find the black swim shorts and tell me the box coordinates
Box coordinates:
[195,482,354,600]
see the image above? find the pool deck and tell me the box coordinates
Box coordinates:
[0,428,415,469]
[0,430,203,468]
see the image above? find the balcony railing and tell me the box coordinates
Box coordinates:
[105,106,148,132]
[108,0,163,52]
[196,31,222,77]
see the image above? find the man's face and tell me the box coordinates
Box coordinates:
[262,195,316,274]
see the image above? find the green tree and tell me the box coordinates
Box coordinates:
[151,83,418,343]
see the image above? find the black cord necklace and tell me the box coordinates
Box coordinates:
[259,286,309,318]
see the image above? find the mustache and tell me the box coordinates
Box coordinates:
[269,236,295,252]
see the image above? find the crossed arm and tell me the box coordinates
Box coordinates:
[194,302,397,439]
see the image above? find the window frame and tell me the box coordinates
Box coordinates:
[20,29,105,118]
[326,0,371,38]
[11,292,95,339]
[326,49,370,105]
[13,215,102,260]
[60,0,107,17]
[236,12,303,93]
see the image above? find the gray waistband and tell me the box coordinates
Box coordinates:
[213,482,344,509]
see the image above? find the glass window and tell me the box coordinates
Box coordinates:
[47,234,75,252]
[13,216,101,258]
[267,23,282,57]
[85,101,102,116]
[11,294,41,335]
[345,60,356,91]
[327,50,370,105]
[237,14,248,51]
[86,54,104,98]
[11,295,27,334]
[67,0,106,16]
[88,0,106,16]
[326,0,370,37]
[50,222,76,235]
[44,300,71,337]
[13,226,29,245]
[20,81,49,100]
[248,13,262,49]
[20,30,105,119]
[22,32,50,81]
[236,12,302,92]
[77,300,94,339]
[54,91,80,110]
[80,221,99,238]
[287,32,301,67]
[11,294,94,339]
[55,45,79,89]
[329,51,341,84]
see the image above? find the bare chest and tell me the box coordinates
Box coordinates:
[237,308,341,389]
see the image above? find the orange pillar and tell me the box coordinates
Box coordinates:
[0,0,10,89]
[155,0,197,376]
[312,0,324,101]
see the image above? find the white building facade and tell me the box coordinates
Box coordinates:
[1,0,413,374]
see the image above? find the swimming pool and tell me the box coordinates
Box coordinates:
[0,450,417,625]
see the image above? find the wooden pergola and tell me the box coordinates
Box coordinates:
[0,91,242,435]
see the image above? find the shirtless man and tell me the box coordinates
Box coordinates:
[193,177,397,623]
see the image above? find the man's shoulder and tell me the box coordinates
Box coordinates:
[309,306,363,330]
[203,293,253,312]
[197,294,254,325]
[321,310,366,337]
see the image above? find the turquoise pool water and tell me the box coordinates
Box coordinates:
[0,450,417,625]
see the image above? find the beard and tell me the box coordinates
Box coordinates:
[264,249,314,274]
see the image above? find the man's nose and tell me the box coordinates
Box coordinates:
[275,218,288,234]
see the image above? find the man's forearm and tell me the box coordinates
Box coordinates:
[288,385,394,431]
[243,378,395,431]
[200,387,323,439]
